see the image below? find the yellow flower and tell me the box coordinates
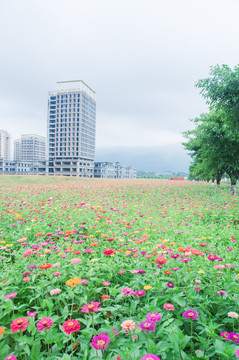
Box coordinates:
[6,244,13,247]
[125,251,131,255]
[144,285,152,290]
[198,270,205,274]
[58,252,63,256]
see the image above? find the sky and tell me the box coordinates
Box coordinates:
[1,0,239,172]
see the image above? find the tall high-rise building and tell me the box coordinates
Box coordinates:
[47,80,96,176]
[19,134,46,162]
[14,138,21,161]
[0,130,11,160]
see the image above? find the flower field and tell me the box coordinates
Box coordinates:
[0,176,238,360]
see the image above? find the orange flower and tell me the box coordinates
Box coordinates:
[65,230,72,235]
[102,295,110,301]
[1,279,8,284]
[178,247,186,252]
[0,327,5,335]
[66,277,81,287]
[90,242,99,247]
[67,246,75,251]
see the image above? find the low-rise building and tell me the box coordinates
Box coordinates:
[94,162,136,179]
[0,160,47,175]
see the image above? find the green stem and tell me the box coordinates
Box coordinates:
[92,313,95,334]
[191,320,193,360]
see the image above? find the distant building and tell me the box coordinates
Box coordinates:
[14,138,21,161]
[20,134,46,161]
[0,130,11,160]
[47,80,96,177]
[0,159,47,175]
[94,162,137,179]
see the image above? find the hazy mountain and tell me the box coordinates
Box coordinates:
[95,144,191,173]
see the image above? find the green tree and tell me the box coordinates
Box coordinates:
[195,64,239,138]
[183,111,239,193]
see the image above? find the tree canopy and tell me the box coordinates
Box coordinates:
[183,64,239,193]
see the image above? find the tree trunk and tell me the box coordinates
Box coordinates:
[216,175,221,187]
[230,181,237,195]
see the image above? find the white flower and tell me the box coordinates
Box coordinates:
[228,312,239,319]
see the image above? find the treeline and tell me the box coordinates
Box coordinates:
[137,171,188,179]
[183,64,239,194]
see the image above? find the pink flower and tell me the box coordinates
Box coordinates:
[5,292,17,300]
[27,311,37,318]
[167,282,174,288]
[121,287,134,296]
[36,317,53,331]
[53,271,61,276]
[121,320,137,331]
[62,319,81,334]
[52,262,61,267]
[182,309,199,320]
[146,312,162,322]
[163,303,175,311]
[140,355,160,360]
[91,332,110,350]
[70,258,82,264]
[217,290,227,296]
[220,331,229,340]
[50,288,61,296]
[81,301,101,313]
[135,290,146,298]
[228,332,239,344]
[214,265,224,269]
[11,318,30,333]
[235,349,239,357]
[139,320,156,333]
[102,281,111,286]
[4,356,17,360]
[23,277,30,282]
[80,279,88,284]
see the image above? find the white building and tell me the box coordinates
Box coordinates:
[20,134,46,162]
[14,138,21,161]
[47,81,96,177]
[94,162,137,179]
[0,130,11,160]
[0,159,47,175]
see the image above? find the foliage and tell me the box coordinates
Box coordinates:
[182,111,239,185]
[196,64,239,138]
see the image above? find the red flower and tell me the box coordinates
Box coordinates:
[11,318,30,332]
[103,248,115,256]
[39,263,52,270]
[102,295,110,301]
[155,256,167,264]
[62,319,81,334]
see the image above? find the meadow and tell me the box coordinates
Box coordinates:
[0,176,238,360]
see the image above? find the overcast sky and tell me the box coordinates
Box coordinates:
[1,0,239,172]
